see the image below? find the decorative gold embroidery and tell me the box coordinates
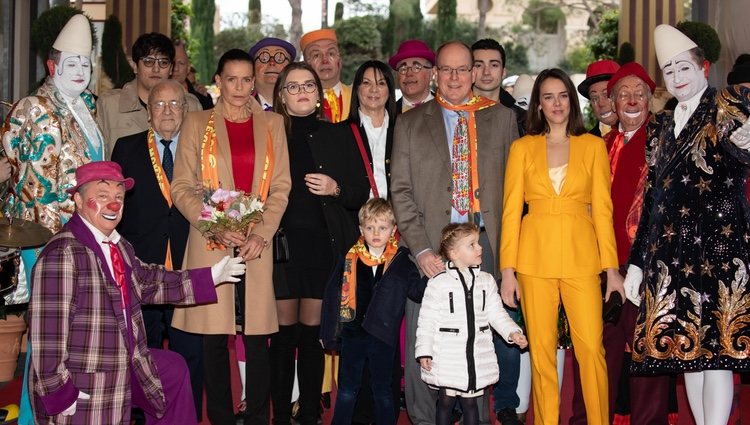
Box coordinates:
[676,286,712,361]
[716,258,750,359]
[633,261,677,362]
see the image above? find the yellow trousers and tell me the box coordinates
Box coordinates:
[518,273,608,425]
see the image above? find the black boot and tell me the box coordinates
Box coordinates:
[270,324,299,425]
[297,324,324,425]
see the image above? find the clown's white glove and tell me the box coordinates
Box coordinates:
[623,264,643,307]
[210,255,246,285]
[730,117,750,150]
[61,391,90,416]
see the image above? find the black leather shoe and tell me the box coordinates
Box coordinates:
[495,408,522,425]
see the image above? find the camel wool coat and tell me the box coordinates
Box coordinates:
[170,98,291,335]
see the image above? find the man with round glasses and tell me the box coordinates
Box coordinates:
[97,32,202,157]
[249,37,296,111]
[389,39,436,114]
[300,29,351,123]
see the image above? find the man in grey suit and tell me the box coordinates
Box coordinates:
[391,41,519,424]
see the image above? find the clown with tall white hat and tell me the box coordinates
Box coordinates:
[623,24,750,425]
[0,13,105,425]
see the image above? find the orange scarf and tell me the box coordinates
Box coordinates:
[147,128,174,269]
[435,92,496,214]
[339,236,398,322]
[200,110,275,250]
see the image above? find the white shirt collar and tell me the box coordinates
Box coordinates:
[401,92,434,110]
[674,86,707,137]
[257,93,273,109]
[79,215,121,244]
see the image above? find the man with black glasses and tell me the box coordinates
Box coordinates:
[96,32,201,157]
[389,39,435,114]
[249,37,296,111]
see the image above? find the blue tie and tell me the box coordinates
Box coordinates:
[161,139,173,182]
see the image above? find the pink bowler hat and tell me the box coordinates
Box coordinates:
[67,161,135,194]
[388,39,436,70]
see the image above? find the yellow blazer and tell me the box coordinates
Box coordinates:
[500,133,618,278]
[170,98,291,335]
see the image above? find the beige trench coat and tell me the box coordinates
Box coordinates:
[170,98,290,335]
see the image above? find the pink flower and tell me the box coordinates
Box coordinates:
[211,188,241,204]
[226,209,241,220]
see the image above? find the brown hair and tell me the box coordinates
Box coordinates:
[525,68,586,136]
[358,198,396,225]
[438,223,479,259]
[272,61,326,135]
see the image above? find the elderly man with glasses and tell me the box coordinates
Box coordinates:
[96,32,202,157]
[249,37,296,111]
[389,39,436,114]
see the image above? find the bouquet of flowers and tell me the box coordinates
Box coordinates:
[197,187,264,243]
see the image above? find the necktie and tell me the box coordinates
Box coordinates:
[451,112,470,215]
[161,139,174,182]
[324,88,340,122]
[608,131,625,183]
[103,241,130,312]
[263,103,273,111]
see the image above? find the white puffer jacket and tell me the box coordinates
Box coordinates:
[415,264,521,392]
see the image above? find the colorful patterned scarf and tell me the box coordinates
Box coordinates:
[339,236,398,322]
[435,92,496,215]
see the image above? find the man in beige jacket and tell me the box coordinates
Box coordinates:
[96,32,201,157]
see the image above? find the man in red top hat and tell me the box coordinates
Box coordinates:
[577,60,620,138]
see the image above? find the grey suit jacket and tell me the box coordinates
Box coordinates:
[391,99,519,278]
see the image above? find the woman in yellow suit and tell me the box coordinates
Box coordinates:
[499,68,624,425]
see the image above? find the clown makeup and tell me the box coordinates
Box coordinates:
[54,52,92,99]
[662,50,707,102]
[75,180,126,236]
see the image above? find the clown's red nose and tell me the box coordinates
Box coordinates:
[106,201,122,212]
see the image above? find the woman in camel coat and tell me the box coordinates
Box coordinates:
[171,49,291,425]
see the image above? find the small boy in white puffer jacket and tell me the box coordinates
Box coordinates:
[416,223,527,425]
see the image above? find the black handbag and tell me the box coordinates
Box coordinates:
[273,227,290,263]
[602,292,623,325]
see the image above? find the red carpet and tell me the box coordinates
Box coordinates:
[3,348,749,424]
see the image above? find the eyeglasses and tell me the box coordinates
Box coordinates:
[436,65,472,76]
[308,50,340,63]
[256,51,290,65]
[150,100,186,111]
[141,56,172,69]
[396,63,432,75]
[284,82,318,95]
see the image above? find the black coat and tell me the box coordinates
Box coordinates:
[320,247,427,350]
[111,130,190,268]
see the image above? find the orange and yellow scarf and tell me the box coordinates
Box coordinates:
[435,92,496,215]
[339,236,399,322]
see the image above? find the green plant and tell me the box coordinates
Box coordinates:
[101,15,134,89]
[559,46,594,74]
[675,21,721,64]
[30,6,97,62]
[171,0,192,44]
[191,0,217,85]
[436,0,457,46]
[586,8,618,60]
[335,15,383,83]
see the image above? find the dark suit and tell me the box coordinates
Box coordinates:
[111,130,204,421]
[391,99,519,424]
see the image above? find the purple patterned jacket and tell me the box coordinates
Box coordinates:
[28,213,216,424]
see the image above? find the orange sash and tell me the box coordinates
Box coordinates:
[147,128,174,269]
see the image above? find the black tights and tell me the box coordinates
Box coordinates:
[436,389,478,425]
